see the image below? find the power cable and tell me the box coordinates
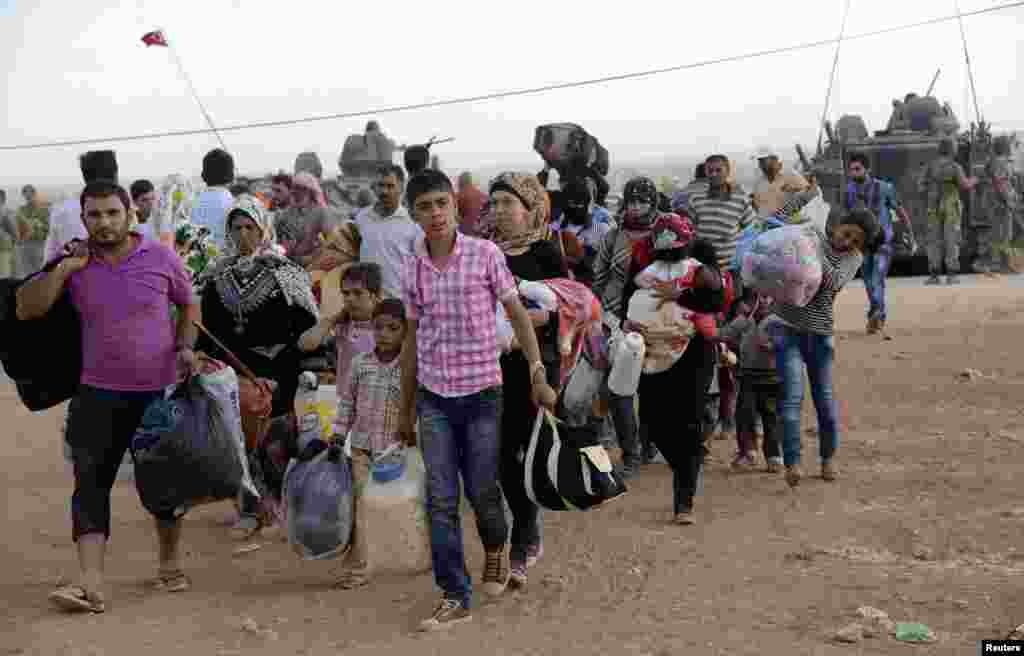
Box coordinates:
[2,0,1022,152]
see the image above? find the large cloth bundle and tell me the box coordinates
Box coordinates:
[0,261,82,412]
[283,442,354,560]
[740,225,823,307]
[131,363,257,519]
[533,123,610,178]
[361,446,432,574]
[523,409,627,511]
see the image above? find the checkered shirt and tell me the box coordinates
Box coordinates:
[402,233,517,397]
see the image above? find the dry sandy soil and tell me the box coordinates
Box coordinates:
[3,275,1024,656]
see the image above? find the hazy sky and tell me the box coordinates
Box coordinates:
[1,0,1022,187]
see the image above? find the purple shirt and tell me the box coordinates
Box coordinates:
[68,237,194,392]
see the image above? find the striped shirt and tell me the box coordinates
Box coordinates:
[769,228,863,336]
[592,227,632,328]
[688,186,755,269]
[402,233,517,397]
[335,350,402,455]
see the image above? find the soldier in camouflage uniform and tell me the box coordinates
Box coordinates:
[918,138,977,285]
[976,136,1019,273]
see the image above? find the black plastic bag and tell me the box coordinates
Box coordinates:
[132,368,255,519]
[522,409,627,511]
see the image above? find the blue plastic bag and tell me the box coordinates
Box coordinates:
[283,443,354,560]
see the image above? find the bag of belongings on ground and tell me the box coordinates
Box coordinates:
[283,439,354,560]
[522,408,627,511]
[131,359,257,519]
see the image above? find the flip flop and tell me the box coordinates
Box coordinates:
[152,570,191,593]
[49,585,105,614]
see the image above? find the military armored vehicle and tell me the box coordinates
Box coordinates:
[798,92,1011,274]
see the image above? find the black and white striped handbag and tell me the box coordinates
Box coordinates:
[522,408,627,511]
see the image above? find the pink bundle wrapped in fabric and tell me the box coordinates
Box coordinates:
[741,225,823,307]
[539,278,603,389]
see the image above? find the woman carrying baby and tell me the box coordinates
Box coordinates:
[620,214,726,525]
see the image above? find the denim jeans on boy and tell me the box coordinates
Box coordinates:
[862,245,892,321]
[418,386,508,609]
[774,327,839,466]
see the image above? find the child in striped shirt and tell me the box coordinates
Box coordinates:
[331,298,407,589]
[766,209,876,488]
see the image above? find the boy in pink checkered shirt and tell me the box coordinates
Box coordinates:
[398,170,556,632]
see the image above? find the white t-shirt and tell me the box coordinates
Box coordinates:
[354,205,424,300]
[190,187,234,248]
[44,199,89,263]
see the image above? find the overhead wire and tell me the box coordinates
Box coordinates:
[2,0,1022,152]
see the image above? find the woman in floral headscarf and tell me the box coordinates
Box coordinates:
[485,172,567,589]
[195,195,319,540]
[274,172,335,267]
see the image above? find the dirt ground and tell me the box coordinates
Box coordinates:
[3,275,1024,656]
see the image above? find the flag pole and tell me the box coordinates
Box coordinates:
[159,29,228,151]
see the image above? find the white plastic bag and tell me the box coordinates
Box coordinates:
[561,354,605,426]
[495,301,515,354]
[361,446,432,574]
[741,224,824,307]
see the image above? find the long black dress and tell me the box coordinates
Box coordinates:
[499,239,566,564]
[621,256,725,516]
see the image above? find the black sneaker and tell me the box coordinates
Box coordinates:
[418,598,472,632]
[925,275,941,286]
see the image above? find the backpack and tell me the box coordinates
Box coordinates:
[0,260,82,411]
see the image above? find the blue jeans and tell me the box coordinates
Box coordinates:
[862,248,891,321]
[418,386,507,608]
[774,328,839,466]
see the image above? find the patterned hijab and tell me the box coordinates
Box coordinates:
[201,195,318,331]
[484,171,551,254]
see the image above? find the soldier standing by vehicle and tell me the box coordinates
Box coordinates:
[919,138,977,285]
[976,136,1018,274]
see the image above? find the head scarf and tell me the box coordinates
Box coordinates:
[621,176,660,240]
[223,194,283,258]
[292,172,327,209]
[483,171,551,253]
[651,213,695,251]
[200,195,318,331]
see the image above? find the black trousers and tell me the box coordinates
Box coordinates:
[637,337,715,514]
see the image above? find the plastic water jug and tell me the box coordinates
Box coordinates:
[607,332,645,396]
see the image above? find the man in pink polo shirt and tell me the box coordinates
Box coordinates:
[399,170,556,632]
[17,180,199,615]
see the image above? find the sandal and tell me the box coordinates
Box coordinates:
[333,571,369,590]
[49,585,106,613]
[230,516,263,542]
[152,569,191,593]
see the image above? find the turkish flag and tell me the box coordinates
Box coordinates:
[141,30,168,47]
